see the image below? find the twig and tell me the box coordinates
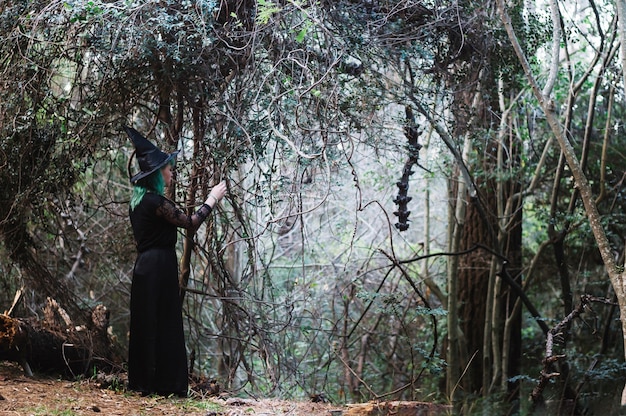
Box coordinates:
[530,295,616,408]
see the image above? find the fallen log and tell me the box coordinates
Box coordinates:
[345,401,452,416]
[0,298,123,378]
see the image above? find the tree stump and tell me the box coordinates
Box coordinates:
[0,299,122,378]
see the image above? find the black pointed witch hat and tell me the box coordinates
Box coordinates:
[124,125,179,184]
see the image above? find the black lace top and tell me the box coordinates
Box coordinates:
[129,192,211,253]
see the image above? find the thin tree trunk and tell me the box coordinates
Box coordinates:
[446,135,472,401]
[421,126,446,304]
[180,106,203,300]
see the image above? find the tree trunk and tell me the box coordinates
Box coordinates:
[447,54,524,409]
[446,136,471,401]
[458,191,492,394]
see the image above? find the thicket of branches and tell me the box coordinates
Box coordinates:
[2,0,626,414]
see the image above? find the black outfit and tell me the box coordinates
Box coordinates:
[128,192,211,396]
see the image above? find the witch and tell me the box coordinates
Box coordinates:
[125,126,226,397]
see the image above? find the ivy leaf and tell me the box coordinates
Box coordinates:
[295,27,306,43]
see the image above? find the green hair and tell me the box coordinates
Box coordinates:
[130,159,176,211]
[130,169,166,211]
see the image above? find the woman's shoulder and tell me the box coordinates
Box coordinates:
[143,192,177,209]
[143,192,163,201]
[138,192,167,208]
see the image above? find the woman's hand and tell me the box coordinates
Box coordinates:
[205,181,227,208]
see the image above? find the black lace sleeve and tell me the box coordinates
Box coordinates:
[155,197,212,231]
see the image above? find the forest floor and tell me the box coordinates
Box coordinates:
[0,362,340,416]
[0,362,452,415]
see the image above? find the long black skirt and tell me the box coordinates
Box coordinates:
[128,248,188,396]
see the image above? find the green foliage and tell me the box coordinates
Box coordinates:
[256,0,281,25]
[583,358,626,382]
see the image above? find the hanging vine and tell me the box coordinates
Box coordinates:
[393,106,425,231]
